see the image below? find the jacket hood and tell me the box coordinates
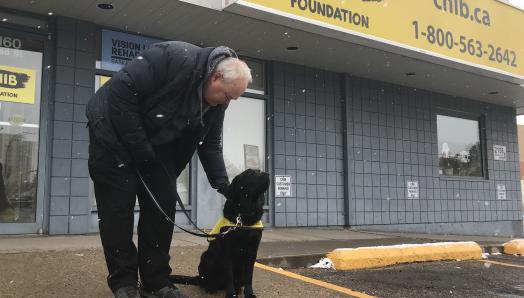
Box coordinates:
[206,46,238,78]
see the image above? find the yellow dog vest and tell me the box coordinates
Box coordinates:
[208,216,263,241]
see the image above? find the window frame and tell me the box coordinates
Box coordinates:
[240,56,267,97]
[435,108,488,181]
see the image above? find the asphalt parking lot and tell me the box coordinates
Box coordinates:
[288,255,524,298]
[1,229,521,297]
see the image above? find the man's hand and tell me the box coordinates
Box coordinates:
[132,142,157,168]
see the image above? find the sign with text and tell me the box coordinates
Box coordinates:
[236,0,524,78]
[407,181,419,199]
[275,175,292,197]
[0,65,36,104]
[0,34,43,52]
[244,144,261,169]
[101,30,162,72]
[493,145,507,161]
[496,184,506,200]
[0,41,42,133]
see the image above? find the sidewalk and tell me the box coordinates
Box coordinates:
[0,227,515,257]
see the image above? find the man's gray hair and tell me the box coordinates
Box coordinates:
[215,57,252,84]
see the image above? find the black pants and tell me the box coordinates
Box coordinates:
[88,138,183,292]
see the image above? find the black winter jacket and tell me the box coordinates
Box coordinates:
[86,41,235,189]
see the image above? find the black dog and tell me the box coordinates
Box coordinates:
[170,169,270,298]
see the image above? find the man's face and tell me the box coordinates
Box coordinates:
[203,72,249,106]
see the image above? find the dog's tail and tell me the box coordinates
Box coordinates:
[168,275,201,285]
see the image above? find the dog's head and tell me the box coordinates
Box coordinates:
[223,169,270,226]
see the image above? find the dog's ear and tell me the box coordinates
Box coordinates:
[257,194,265,208]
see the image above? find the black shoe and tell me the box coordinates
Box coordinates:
[113,285,141,298]
[141,285,188,298]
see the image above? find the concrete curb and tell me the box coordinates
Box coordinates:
[258,242,503,270]
[503,239,524,255]
[326,242,483,270]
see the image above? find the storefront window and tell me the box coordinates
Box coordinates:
[0,37,43,222]
[437,114,483,177]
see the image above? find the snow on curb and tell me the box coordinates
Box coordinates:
[309,258,334,269]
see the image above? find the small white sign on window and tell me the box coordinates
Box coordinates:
[493,145,507,161]
[407,181,419,199]
[496,184,506,200]
[275,175,292,197]
[244,144,260,170]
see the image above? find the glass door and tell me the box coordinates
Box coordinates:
[196,96,266,228]
[0,30,45,234]
[223,97,266,177]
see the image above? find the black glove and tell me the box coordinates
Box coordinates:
[131,142,156,168]
[217,181,230,198]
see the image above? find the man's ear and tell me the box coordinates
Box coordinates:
[211,71,223,82]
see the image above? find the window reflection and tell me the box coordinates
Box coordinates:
[0,45,42,223]
[0,132,38,222]
[437,115,483,177]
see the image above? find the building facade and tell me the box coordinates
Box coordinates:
[0,0,522,236]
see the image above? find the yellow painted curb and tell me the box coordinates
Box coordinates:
[326,242,483,270]
[503,239,524,255]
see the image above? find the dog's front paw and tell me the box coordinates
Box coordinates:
[245,294,257,298]
[225,294,239,298]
